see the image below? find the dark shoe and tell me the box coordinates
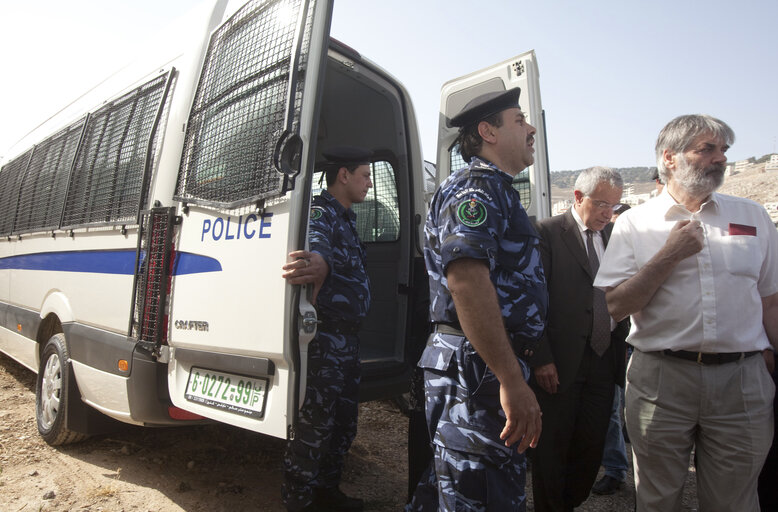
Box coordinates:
[592,475,623,495]
[288,501,326,512]
[314,486,364,511]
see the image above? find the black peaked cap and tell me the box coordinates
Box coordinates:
[449,88,521,128]
[320,146,373,168]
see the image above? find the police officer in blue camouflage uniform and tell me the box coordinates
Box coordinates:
[407,88,547,512]
[281,146,373,512]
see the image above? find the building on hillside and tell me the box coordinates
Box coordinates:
[552,199,573,216]
[765,154,778,172]
[735,158,755,174]
[764,202,778,226]
[622,193,652,206]
[621,185,651,206]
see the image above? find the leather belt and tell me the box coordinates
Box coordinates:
[660,349,761,365]
[319,319,361,335]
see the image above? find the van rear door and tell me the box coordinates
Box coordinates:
[162,0,334,439]
[437,50,550,220]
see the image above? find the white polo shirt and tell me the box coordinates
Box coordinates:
[594,188,778,353]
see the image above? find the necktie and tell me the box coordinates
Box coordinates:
[586,230,611,356]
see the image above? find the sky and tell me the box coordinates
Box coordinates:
[1,0,776,171]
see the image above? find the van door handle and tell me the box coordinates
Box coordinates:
[301,310,320,334]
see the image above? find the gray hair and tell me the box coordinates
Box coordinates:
[574,166,623,196]
[655,114,735,182]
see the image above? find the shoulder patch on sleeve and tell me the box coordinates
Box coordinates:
[457,197,488,227]
[310,207,325,221]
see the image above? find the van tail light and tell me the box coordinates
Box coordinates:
[168,406,204,421]
[131,206,178,355]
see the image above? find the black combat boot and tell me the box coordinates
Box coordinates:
[288,501,327,512]
[314,486,364,511]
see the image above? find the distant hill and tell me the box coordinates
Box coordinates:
[550,167,656,190]
[550,153,778,190]
[550,158,778,208]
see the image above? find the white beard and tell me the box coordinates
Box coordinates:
[672,153,725,199]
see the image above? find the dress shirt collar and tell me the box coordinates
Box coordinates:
[570,204,601,239]
[656,187,721,222]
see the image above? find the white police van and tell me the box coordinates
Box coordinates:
[0,0,549,444]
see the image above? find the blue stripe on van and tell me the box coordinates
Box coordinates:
[0,250,221,275]
[173,252,222,275]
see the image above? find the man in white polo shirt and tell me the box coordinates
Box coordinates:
[595,114,778,512]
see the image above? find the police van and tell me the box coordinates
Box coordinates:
[0,0,549,444]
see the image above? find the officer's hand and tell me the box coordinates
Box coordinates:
[282,250,329,304]
[533,363,559,394]
[499,379,542,453]
[664,220,704,261]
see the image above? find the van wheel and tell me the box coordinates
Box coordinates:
[35,333,88,445]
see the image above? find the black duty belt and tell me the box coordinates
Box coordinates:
[432,322,537,359]
[433,322,464,337]
[319,319,362,335]
[659,349,761,365]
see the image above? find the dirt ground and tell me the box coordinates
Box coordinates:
[1,352,702,512]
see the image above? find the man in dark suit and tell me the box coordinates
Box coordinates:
[530,167,630,512]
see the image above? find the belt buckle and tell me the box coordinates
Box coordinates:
[696,352,704,365]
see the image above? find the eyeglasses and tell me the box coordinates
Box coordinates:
[586,197,621,211]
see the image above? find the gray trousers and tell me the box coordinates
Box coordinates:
[626,349,775,512]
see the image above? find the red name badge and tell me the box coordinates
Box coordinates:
[729,223,756,236]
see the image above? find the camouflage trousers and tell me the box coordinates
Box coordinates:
[407,444,527,511]
[407,331,530,511]
[282,331,360,511]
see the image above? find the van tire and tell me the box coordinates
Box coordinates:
[35,333,88,445]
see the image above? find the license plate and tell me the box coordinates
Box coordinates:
[185,367,268,419]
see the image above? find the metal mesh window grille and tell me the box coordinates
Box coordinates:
[13,120,85,234]
[0,150,33,237]
[354,161,400,242]
[513,168,531,207]
[450,147,466,175]
[176,0,314,208]
[312,161,400,243]
[449,144,532,208]
[62,74,168,229]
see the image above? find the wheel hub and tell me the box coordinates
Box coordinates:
[39,354,62,430]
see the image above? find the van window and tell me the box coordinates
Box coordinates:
[449,144,532,209]
[312,160,400,243]
[13,120,85,234]
[0,149,33,236]
[175,0,315,209]
[62,74,169,228]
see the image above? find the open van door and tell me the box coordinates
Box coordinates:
[437,50,551,221]
[163,0,334,440]
[312,41,427,403]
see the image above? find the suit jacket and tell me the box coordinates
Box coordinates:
[532,209,630,392]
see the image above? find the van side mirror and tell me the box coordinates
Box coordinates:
[273,130,303,177]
